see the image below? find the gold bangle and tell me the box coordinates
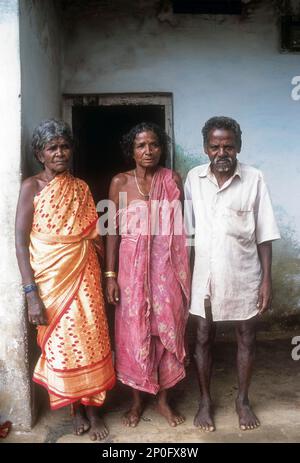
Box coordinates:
[104,271,117,278]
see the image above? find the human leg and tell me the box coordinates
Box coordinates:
[235,317,260,430]
[193,315,216,431]
[123,388,144,427]
[156,388,185,427]
[85,405,109,441]
[71,403,90,435]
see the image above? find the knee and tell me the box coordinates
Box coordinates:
[194,323,214,351]
[236,326,256,352]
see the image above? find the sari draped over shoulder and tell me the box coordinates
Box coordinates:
[30,172,115,409]
[115,167,190,394]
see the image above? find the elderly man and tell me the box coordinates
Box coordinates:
[184,116,280,432]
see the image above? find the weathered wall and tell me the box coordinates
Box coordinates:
[20,0,62,178]
[0,0,62,429]
[0,0,32,429]
[62,0,300,318]
[18,0,62,426]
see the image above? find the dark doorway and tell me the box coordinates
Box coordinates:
[71,103,167,348]
[72,105,166,205]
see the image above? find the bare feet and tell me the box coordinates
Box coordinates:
[236,398,260,431]
[156,400,185,427]
[72,404,90,436]
[86,406,109,441]
[156,390,185,427]
[123,404,143,427]
[123,389,143,427]
[194,400,215,432]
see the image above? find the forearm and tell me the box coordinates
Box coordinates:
[15,244,35,284]
[105,234,120,272]
[257,241,272,281]
[16,243,47,323]
[93,235,104,259]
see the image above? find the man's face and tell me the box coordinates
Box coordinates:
[204,128,239,174]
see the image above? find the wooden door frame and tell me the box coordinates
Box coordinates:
[62,92,174,168]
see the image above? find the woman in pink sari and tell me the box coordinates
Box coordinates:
[106,122,190,427]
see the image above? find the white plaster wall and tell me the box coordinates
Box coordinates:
[20,0,62,177]
[62,2,300,244]
[0,0,31,428]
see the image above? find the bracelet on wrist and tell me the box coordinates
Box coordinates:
[23,283,38,295]
[104,271,117,278]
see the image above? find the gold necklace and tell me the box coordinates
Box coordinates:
[134,169,151,200]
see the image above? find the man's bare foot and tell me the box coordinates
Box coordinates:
[123,405,143,428]
[72,404,90,436]
[194,400,215,432]
[85,406,109,441]
[156,399,185,427]
[236,398,260,431]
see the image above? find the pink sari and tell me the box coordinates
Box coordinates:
[115,168,190,394]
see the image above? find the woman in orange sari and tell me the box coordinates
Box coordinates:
[15,119,115,441]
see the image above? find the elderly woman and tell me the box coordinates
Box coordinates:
[15,119,115,441]
[106,122,190,428]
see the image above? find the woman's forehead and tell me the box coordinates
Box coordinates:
[134,131,158,142]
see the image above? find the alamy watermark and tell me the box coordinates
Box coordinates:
[291,336,300,360]
[291,76,300,101]
[96,193,195,245]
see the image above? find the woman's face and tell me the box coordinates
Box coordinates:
[133,131,162,168]
[38,136,72,173]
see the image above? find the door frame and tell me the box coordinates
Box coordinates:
[62,92,174,168]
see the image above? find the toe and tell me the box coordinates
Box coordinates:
[130,419,138,427]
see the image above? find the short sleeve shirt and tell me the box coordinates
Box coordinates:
[184,161,281,321]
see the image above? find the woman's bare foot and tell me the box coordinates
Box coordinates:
[72,404,90,436]
[194,399,215,432]
[85,406,109,441]
[236,398,260,431]
[156,390,185,427]
[123,389,143,427]
[123,405,143,428]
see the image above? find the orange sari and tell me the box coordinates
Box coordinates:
[29,172,115,409]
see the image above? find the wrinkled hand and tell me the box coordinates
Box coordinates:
[26,292,47,326]
[257,278,272,315]
[106,278,120,305]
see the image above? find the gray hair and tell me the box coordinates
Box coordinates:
[31,119,74,161]
[202,116,242,151]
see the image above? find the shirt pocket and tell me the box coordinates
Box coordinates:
[222,207,255,242]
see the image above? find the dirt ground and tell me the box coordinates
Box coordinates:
[3,327,300,444]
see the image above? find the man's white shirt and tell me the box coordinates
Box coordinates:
[184,161,280,321]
